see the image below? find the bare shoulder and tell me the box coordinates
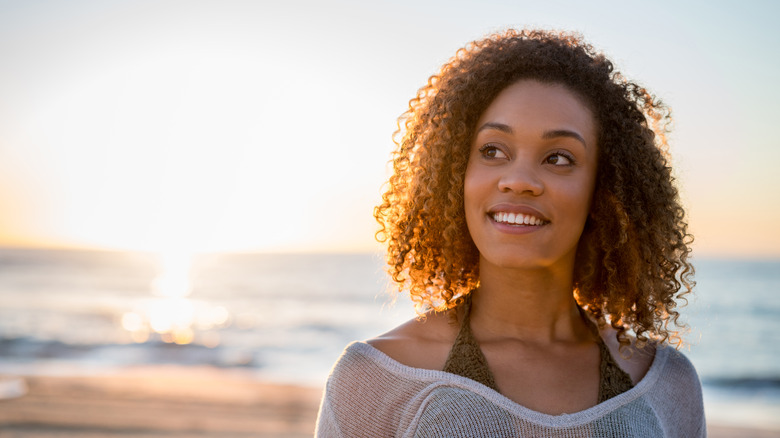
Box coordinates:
[367,311,458,371]
[600,326,656,385]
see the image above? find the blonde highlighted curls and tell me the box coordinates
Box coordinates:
[374,29,694,349]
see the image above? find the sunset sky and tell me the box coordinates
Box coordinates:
[0,0,778,257]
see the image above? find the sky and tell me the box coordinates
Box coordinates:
[0,0,778,256]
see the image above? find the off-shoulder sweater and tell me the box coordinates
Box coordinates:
[315,342,705,437]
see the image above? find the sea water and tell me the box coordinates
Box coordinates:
[0,248,777,429]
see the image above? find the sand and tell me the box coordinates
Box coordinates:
[0,369,777,437]
[0,368,321,437]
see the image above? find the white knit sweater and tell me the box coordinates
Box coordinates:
[316,342,705,437]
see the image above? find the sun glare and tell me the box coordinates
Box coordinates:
[0,7,390,255]
[119,250,232,345]
[151,251,193,299]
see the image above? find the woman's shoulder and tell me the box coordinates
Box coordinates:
[652,344,702,388]
[599,325,701,392]
[636,343,705,435]
[317,338,440,438]
[599,325,657,385]
[366,311,459,371]
[317,317,466,438]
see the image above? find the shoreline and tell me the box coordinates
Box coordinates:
[0,369,777,437]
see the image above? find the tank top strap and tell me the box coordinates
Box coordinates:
[596,329,635,401]
[442,294,498,390]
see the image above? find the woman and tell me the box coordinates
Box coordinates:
[316,29,704,437]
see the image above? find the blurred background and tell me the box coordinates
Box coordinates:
[0,0,778,435]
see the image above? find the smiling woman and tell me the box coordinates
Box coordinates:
[465,81,599,272]
[316,29,703,437]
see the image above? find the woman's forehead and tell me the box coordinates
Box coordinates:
[475,80,597,147]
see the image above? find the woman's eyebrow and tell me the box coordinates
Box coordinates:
[542,129,587,148]
[476,123,588,148]
[475,122,513,134]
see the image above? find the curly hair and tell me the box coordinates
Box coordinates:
[374,29,694,349]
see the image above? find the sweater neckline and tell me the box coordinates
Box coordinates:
[351,340,667,427]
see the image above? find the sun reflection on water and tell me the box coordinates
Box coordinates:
[152,251,193,299]
[120,251,231,346]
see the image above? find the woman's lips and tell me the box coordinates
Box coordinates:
[487,204,550,226]
[490,211,548,226]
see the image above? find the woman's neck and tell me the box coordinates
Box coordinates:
[469,259,591,345]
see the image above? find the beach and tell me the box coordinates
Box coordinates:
[0,369,321,437]
[1,370,778,438]
[1,250,779,435]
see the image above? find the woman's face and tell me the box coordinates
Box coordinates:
[464,80,598,273]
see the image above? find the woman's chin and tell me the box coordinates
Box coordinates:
[478,247,577,272]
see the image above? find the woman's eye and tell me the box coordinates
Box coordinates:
[545,152,574,166]
[479,145,507,159]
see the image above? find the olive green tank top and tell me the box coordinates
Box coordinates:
[442,294,634,403]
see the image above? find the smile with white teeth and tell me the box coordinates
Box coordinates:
[491,212,547,226]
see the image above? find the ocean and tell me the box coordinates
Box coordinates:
[0,248,777,429]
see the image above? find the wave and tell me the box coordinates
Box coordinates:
[703,376,780,390]
[0,337,261,368]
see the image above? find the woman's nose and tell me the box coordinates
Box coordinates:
[497,161,544,196]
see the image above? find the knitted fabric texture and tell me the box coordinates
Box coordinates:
[316,342,706,437]
[442,295,634,402]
